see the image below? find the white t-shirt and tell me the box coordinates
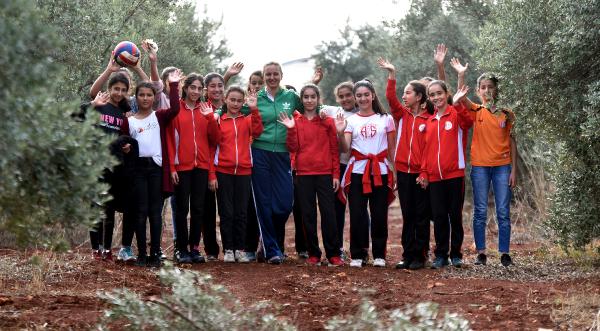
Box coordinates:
[128,112,162,166]
[345,113,395,175]
[322,105,359,164]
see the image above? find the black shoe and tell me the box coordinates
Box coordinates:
[175,250,192,264]
[474,253,487,266]
[135,255,148,267]
[408,260,425,270]
[431,257,449,269]
[500,253,512,267]
[147,254,162,268]
[395,260,411,269]
[190,250,206,264]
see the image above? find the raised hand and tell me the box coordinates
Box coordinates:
[168,69,184,83]
[246,90,258,108]
[377,57,395,72]
[277,112,295,129]
[450,58,468,75]
[106,52,121,72]
[433,44,448,65]
[199,101,214,116]
[92,91,110,107]
[335,111,347,134]
[312,66,323,85]
[226,62,244,76]
[141,39,158,63]
[453,85,470,104]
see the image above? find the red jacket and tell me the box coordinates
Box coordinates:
[166,99,219,173]
[286,114,340,179]
[209,107,264,180]
[386,79,431,174]
[420,104,473,183]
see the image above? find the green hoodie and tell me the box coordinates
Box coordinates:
[244,87,301,152]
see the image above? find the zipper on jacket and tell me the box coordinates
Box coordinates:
[436,119,443,179]
[233,117,239,174]
[407,115,415,173]
[273,101,278,152]
[191,109,198,167]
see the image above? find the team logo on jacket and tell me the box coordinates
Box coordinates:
[499,120,506,128]
[360,123,377,139]
[282,102,291,110]
[419,124,426,132]
[445,121,453,131]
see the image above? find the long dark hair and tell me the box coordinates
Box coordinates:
[427,80,453,106]
[108,72,131,112]
[408,80,434,115]
[353,79,386,115]
[299,84,320,114]
[181,73,204,101]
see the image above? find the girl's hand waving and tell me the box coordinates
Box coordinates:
[277,112,295,129]
[199,101,214,116]
[453,85,470,104]
[377,57,395,72]
[168,69,184,83]
[92,91,110,107]
[450,58,469,75]
[246,90,258,108]
[334,111,347,134]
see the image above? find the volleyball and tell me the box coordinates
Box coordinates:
[113,41,140,67]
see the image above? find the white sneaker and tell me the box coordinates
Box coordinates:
[235,250,250,263]
[373,258,386,267]
[224,250,235,263]
[350,259,364,268]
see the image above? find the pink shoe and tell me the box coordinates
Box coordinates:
[306,256,321,266]
[328,256,344,267]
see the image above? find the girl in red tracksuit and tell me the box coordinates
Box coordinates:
[279,84,344,267]
[378,58,434,270]
[209,86,263,263]
[417,81,473,269]
[166,73,220,264]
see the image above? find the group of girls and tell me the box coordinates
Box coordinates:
[85,40,517,269]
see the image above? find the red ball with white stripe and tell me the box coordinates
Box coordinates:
[113,41,140,67]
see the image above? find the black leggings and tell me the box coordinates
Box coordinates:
[90,206,115,250]
[133,158,163,257]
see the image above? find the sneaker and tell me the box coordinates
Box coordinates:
[409,260,425,270]
[190,250,206,264]
[158,247,167,261]
[147,254,161,268]
[395,260,411,269]
[339,249,348,261]
[500,253,513,267]
[235,250,250,263]
[206,254,218,262]
[451,257,463,268]
[297,251,309,259]
[246,251,257,262]
[135,255,147,267]
[175,250,192,264]
[117,247,136,263]
[267,255,282,265]
[350,259,364,268]
[431,257,449,269]
[474,253,487,266]
[102,250,113,261]
[373,258,386,267]
[224,250,235,263]
[306,256,321,266]
[328,256,344,267]
[92,249,102,261]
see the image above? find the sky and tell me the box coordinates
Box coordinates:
[198,0,410,87]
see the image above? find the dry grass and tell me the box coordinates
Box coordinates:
[551,285,600,330]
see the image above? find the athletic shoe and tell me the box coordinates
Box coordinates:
[235,250,250,263]
[117,247,136,263]
[328,256,344,267]
[246,251,257,262]
[395,261,411,269]
[92,249,102,261]
[474,253,487,266]
[306,256,321,266]
[431,257,449,269]
[135,255,147,267]
[224,250,235,263]
[339,249,348,261]
[297,251,309,259]
[500,253,513,267]
[102,250,113,261]
[267,255,282,265]
[190,250,206,264]
[175,250,192,264]
[373,258,386,267]
[206,255,218,262]
[409,260,425,270]
[451,257,463,268]
[158,247,167,261]
[147,254,161,268]
[350,259,364,268]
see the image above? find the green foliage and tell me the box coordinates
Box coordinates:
[37,0,231,100]
[0,0,110,247]
[475,0,600,247]
[100,264,471,330]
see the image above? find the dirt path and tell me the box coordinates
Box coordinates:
[1,210,598,330]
